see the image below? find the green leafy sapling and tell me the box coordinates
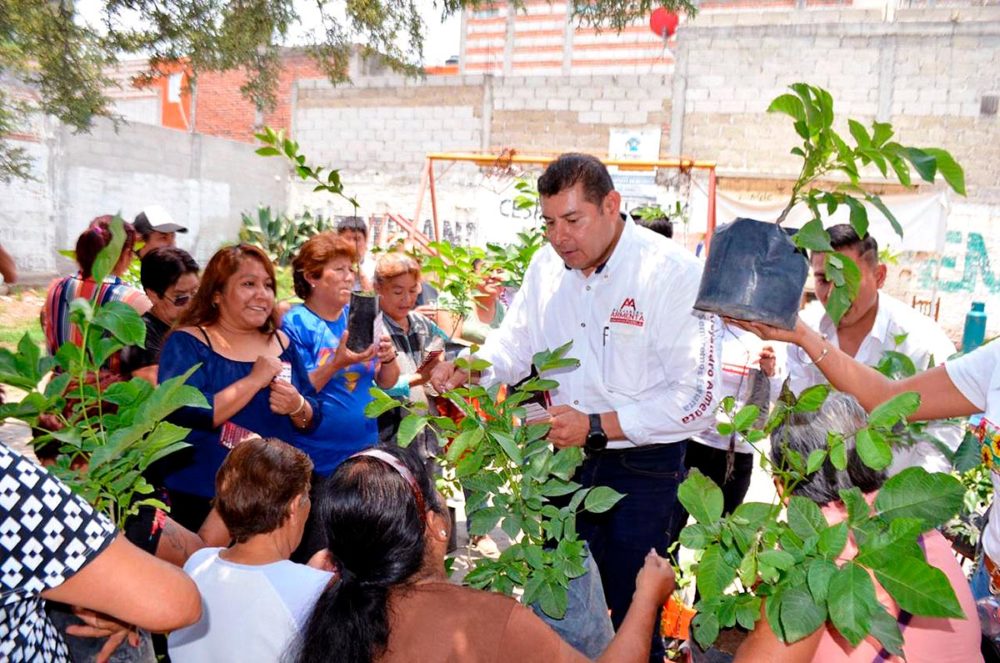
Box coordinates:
[678,386,965,654]
[364,342,624,618]
[0,216,206,527]
[766,83,965,324]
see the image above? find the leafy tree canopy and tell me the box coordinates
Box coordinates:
[0,0,695,181]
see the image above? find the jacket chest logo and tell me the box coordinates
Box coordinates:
[609,297,645,327]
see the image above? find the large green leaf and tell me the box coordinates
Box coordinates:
[868,392,920,429]
[868,604,905,656]
[91,216,126,285]
[93,301,146,346]
[874,467,964,529]
[867,194,904,238]
[779,584,827,643]
[692,611,720,649]
[696,544,737,598]
[827,561,876,646]
[923,148,966,195]
[787,496,827,541]
[792,218,833,252]
[678,468,724,525]
[397,414,428,448]
[873,556,964,619]
[583,486,623,514]
[855,428,892,471]
[817,521,849,559]
[823,253,861,325]
[767,93,806,122]
[446,428,483,463]
[902,147,937,183]
[807,558,838,603]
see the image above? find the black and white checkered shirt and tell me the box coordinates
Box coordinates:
[0,444,117,662]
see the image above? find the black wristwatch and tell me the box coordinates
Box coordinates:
[585,413,608,452]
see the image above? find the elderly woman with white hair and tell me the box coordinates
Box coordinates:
[735,392,981,662]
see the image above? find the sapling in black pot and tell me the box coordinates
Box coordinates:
[694,82,966,329]
[347,292,378,351]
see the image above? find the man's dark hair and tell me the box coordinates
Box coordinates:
[140,247,199,297]
[537,153,614,206]
[336,216,368,238]
[812,223,879,267]
[637,216,673,239]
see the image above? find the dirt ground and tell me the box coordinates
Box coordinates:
[0,287,45,348]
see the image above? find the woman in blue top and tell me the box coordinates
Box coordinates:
[158,244,321,532]
[282,233,399,475]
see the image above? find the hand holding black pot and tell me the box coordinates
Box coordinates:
[330,331,378,371]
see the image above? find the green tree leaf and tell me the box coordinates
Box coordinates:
[90,216,125,285]
[868,604,905,656]
[817,521,849,559]
[923,148,966,195]
[902,147,937,182]
[696,545,737,598]
[692,611,720,649]
[873,556,964,619]
[828,561,876,646]
[794,384,830,413]
[868,392,921,429]
[397,414,428,448]
[758,549,795,571]
[767,93,806,121]
[91,301,147,346]
[874,467,964,529]
[678,468,724,525]
[787,496,827,541]
[807,558,838,603]
[583,486,624,514]
[793,219,833,252]
[855,428,892,471]
[779,584,827,642]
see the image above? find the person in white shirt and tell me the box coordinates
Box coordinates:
[788,224,961,473]
[168,438,332,663]
[432,153,720,662]
[670,326,784,545]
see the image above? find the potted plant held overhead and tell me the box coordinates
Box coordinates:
[693,82,966,328]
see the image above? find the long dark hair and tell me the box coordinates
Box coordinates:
[292,446,443,663]
[175,244,279,334]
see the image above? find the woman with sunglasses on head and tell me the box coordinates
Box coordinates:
[121,247,200,383]
[156,245,321,533]
[290,445,676,663]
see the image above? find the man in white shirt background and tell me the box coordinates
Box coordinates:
[432,153,720,662]
[789,223,961,473]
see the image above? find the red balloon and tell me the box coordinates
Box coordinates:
[649,8,679,39]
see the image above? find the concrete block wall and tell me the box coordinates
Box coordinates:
[0,117,287,280]
[294,75,487,176]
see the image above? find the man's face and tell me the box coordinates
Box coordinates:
[140,231,176,256]
[811,247,886,328]
[340,229,367,258]
[540,183,622,275]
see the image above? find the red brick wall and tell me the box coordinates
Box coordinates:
[193,53,326,143]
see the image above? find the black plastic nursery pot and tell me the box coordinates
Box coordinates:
[346,292,378,352]
[693,218,808,331]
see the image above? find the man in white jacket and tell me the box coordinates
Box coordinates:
[432,153,719,662]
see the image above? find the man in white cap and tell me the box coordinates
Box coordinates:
[134,205,188,257]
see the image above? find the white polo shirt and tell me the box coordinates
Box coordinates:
[789,293,961,472]
[946,341,1000,561]
[478,219,721,449]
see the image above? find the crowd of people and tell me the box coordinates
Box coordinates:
[1,153,995,663]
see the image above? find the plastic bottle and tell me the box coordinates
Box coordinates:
[962,302,988,353]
